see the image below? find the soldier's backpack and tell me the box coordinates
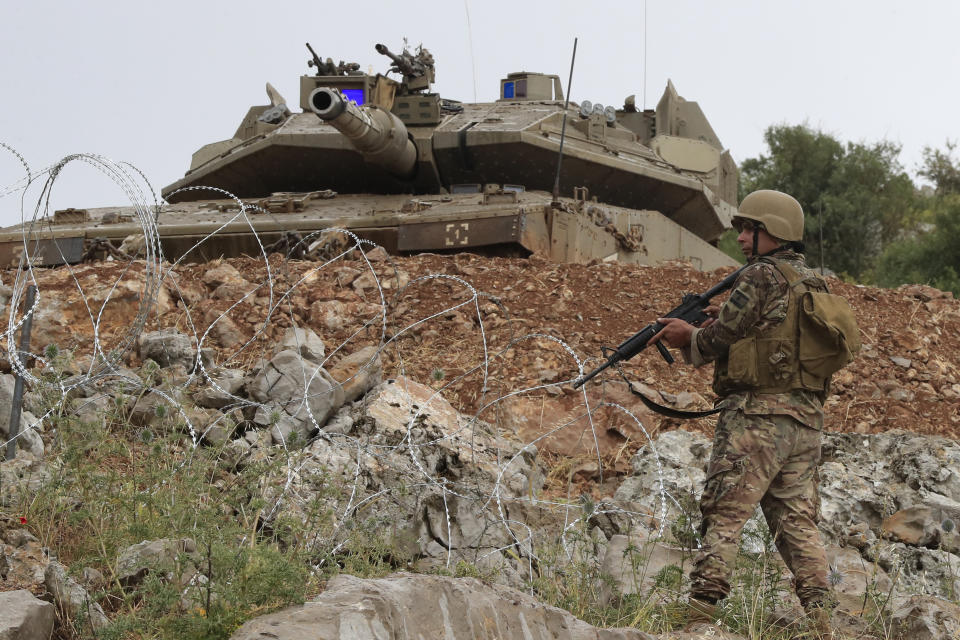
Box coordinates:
[796,287,861,379]
[777,262,861,382]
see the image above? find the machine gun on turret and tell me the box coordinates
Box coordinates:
[375,43,435,92]
[306,43,362,76]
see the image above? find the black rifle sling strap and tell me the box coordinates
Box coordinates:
[593,248,795,420]
[613,362,722,419]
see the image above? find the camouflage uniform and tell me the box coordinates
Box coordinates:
[685,249,833,608]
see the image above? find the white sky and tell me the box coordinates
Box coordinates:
[2,0,958,228]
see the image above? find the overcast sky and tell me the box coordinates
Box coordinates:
[2,0,958,228]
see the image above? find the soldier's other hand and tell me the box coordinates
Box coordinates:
[701,304,721,328]
[648,317,695,349]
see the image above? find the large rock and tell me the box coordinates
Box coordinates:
[267,411,311,447]
[0,376,42,457]
[818,430,960,600]
[202,262,257,299]
[277,327,325,364]
[115,537,198,586]
[311,299,347,331]
[203,309,244,350]
[194,368,246,409]
[202,261,247,289]
[0,589,54,640]
[820,431,960,543]
[44,561,109,631]
[248,349,343,433]
[864,542,960,598]
[0,529,48,589]
[258,377,544,576]
[498,380,661,459]
[889,594,960,639]
[326,345,382,404]
[229,572,657,640]
[73,393,113,425]
[127,390,178,428]
[825,544,893,612]
[614,429,712,527]
[882,506,941,546]
[0,459,52,508]
[0,374,17,438]
[138,329,196,370]
[600,531,688,603]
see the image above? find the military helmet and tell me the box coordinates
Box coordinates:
[734,190,804,242]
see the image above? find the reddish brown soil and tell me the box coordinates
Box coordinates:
[24,251,960,446]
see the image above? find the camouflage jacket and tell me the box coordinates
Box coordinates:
[687,250,826,429]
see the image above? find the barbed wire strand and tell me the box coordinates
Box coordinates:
[0,148,697,586]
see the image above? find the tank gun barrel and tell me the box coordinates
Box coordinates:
[308,87,417,180]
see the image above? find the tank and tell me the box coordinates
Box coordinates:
[0,41,740,270]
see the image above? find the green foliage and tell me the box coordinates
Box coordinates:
[918,141,960,195]
[163,543,310,640]
[740,123,916,279]
[13,387,423,639]
[874,195,960,294]
[740,124,844,206]
[872,146,960,294]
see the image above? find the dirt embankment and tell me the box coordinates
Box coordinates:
[17,251,960,445]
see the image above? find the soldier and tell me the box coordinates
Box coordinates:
[650,190,837,638]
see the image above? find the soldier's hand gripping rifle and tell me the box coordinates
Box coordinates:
[573,264,748,389]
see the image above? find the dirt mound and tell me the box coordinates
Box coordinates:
[15,251,960,447]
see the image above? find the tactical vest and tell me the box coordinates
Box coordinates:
[712,258,832,396]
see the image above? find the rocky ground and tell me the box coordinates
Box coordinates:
[1,247,959,639]
[11,249,959,491]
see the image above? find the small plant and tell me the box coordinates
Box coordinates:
[44,342,60,360]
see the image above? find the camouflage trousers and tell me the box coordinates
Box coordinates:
[689,409,832,608]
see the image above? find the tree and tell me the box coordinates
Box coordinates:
[740,124,843,207]
[875,143,960,294]
[874,195,960,294]
[918,141,960,195]
[739,124,916,279]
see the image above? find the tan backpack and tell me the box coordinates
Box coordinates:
[777,262,861,383]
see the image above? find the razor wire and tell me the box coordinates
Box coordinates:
[0,147,705,588]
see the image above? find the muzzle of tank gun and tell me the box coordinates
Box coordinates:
[308,87,417,180]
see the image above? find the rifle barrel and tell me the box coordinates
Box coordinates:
[571,263,749,389]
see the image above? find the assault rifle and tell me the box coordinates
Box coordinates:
[572,264,748,389]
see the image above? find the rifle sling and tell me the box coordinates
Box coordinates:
[615,365,722,419]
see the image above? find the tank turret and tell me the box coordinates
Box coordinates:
[308,87,417,180]
[2,39,743,272]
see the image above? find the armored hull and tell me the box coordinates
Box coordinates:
[0,188,734,271]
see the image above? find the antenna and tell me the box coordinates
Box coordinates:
[551,37,579,206]
[643,0,648,109]
[463,0,478,102]
[818,201,825,276]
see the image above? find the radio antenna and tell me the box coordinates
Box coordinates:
[551,37,579,207]
[643,0,648,109]
[818,200,825,276]
[463,0,478,102]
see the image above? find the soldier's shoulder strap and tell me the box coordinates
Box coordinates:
[758,257,828,293]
